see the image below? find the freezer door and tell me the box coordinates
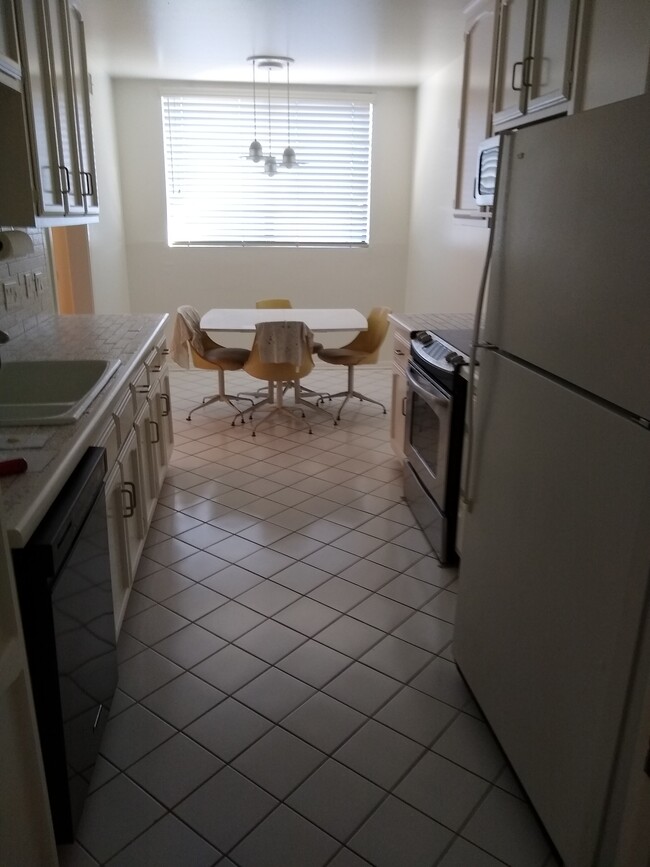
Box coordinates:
[486,93,650,420]
[455,352,650,867]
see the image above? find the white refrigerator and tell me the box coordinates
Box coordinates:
[455,93,650,867]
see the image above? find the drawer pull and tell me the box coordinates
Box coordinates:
[122,481,137,517]
[395,349,405,356]
[149,420,160,444]
[402,396,407,417]
[160,393,170,417]
[135,384,150,394]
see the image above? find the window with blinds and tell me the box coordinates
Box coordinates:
[162,94,373,246]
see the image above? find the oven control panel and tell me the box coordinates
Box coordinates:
[411,331,470,376]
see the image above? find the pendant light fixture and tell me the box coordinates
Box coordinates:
[245,55,296,176]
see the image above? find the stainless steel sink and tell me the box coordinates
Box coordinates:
[0,359,121,425]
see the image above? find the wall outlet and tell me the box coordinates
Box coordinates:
[2,280,20,310]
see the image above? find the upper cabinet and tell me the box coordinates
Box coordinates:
[0,0,98,226]
[492,0,580,131]
[455,0,498,219]
[0,0,21,82]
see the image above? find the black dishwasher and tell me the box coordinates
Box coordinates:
[13,446,117,843]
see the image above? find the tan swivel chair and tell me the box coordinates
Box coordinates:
[253,298,326,394]
[243,321,335,436]
[255,298,293,309]
[317,306,392,420]
[173,306,252,425]
[255,298,324,354]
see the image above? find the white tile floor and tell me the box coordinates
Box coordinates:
[59,365,561,867]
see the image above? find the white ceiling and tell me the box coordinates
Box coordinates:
[81,0,467,87]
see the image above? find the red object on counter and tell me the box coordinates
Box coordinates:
[0,458,28,476]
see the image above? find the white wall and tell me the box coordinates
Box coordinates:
[84,69,131,314]
[112,80,415,356]
[73,0,131,314]
[405,56,489,315]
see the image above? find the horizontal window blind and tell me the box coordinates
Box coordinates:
[162,94,372,246]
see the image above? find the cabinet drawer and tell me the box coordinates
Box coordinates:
[130,363,150,413]
[393,331,410,375]
[112,388,135,446]
[94,416,119,470]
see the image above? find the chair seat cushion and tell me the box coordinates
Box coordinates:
[204,347,250,366]
[317,347,367,365]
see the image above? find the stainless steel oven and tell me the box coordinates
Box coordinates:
[403,329,472,564]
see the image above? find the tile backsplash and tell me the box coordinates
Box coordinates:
[0,226,55,338]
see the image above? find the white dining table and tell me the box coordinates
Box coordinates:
[200,308,367,333]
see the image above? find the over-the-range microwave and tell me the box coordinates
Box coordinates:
[474,135,500,206]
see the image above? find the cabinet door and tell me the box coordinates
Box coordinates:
[492,0,532,128]
[44,0,83,214]
[104,461,131,634]
[134,399,159,527]
[455,0,497,215]
[0,0,21,80]
[390,369,408,460]
[389,329,410,459]
[65,4,97,214]
[15,0,65,215]
[159,369,174,466]
[526,0,579,115]
[120,428,146,582]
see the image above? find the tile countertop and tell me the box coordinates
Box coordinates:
[0,313,168,548]
[389,312,475,334]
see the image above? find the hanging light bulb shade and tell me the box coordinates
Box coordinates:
[282,146,297,168]
[246,57,264,162]
[245,55,296,176]
[264,155,278,176]
[282,57,297,168]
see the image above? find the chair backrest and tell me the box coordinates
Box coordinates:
[175,305,223,366]
[255,298,293,309]
[244,321,313,383]
[342,306,392,363]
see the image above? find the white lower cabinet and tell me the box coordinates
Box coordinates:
[97,341,173,636]
[390,327,410,459]
[105,427,146,635]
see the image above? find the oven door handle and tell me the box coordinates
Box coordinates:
[406,366,449,408]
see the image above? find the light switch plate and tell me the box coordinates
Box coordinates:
[2,279,19,310]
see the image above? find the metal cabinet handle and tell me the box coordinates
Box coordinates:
[59,164,71,193]
[122,481,136,517]
[80,171,94,197]
[160,393,170,417]
[511,60,523,92]
[135,384,150,394]
[402,396,407,417]
[149,420,160,444]
[395,349,405,356]
[522,55,534,88]
[161,348,170,356]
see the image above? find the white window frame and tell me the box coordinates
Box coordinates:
[161,89,373,247]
